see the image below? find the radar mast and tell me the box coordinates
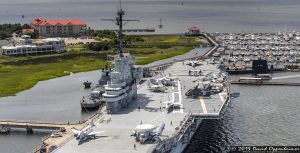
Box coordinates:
[102,1,139,57]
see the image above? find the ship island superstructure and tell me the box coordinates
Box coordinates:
[54,5,230,153]
[102,53,141,113]
[101,6,142,113]
[81,7,142,111]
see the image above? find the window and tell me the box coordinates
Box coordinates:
[68,26,73,33]
[46,26,51,34]
[57,26,62,34]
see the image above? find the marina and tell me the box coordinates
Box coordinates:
[214,32,300,74]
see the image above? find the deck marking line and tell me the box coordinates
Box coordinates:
[177,80,184,113]
[199,96,208,113]
[219,93,225,104]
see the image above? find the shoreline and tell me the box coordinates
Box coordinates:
[0,34,205,97]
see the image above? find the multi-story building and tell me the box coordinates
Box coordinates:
[1,35,65,56]
[31,19,87,37]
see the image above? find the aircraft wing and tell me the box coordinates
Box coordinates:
[88,131,105,136]
[71,128,81,135]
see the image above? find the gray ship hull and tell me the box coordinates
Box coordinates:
[171,119,203,153]
[80,102,102,109]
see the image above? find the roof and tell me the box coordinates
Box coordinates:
[2,45,37,50]
[31,19,87,26]
[188,26,200,31]
[22,29,35,33]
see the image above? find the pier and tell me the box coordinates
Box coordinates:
[0,120,66,135]
[0,120,77,152]
[0,120,80,152]
[0,105,105,153]
[202,33,220,57]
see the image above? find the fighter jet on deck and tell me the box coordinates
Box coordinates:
[71,122,105,144]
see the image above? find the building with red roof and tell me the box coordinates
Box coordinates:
[186,26,201,36]
[31,19,87,37]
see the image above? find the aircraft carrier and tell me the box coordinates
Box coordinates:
[53,6,230,153]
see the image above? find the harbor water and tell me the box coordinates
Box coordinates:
[1,0,300,153]
[1,0,300,33]
[185,75,300,153]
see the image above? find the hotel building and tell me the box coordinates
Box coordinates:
[31,19,87,37]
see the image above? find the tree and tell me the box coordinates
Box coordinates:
[85,41,113,51]
[24,30,39,39]
[0,23,36,39]
[0,31,9,39]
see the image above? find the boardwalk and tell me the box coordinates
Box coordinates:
[0,121,67,130]
[202,33,220,57]
[0,106,105,153]
[0,120,79,152]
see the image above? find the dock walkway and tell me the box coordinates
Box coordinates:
[0,121,67,131]
[202,33,219,57]
[0,105,105,153]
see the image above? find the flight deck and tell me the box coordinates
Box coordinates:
[165,61,230,118]
[54,59,230,153]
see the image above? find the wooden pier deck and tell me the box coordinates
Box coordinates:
[0,106,105,153]
[0,121,67,131]
[0,120,81,152]
[202,33,220,57]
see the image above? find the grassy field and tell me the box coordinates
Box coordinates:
[0,56,107,97]
[0,35,203,97]
[129,46,193,65]
[131,35,204,44]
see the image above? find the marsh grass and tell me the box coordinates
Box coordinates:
[0,35,202,97]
